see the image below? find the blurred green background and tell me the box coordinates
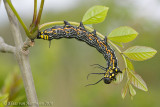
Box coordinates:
[0,0,159,107]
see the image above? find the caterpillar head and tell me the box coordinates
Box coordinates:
[86,69,116,86]
[86,64,122,86]
[103,77,112,84]
[85,74,114,86]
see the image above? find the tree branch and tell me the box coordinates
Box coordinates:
[0,37,15,53]
[3,0,39,106]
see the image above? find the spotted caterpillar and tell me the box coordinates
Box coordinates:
[37,21,122,86]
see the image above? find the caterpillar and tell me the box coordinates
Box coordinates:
[37,21,122,86]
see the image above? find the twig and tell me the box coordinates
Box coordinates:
[6,0,31,37]
[32,0,37,25]
[22,38,35,51]
[0,37,15,53]
[3,0,39,106]
[35,0,44,26]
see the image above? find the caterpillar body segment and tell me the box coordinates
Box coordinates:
[37,21,122,85]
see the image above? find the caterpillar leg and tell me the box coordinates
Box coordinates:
[87,73,105,80]
[90,64,106,71]
[49,40,51,48]
[85,78,104,87]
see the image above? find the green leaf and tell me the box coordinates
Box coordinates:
[114,69,125,84]
[0,103,5,107]
[82,5,109,24]
[14,95,25,102]
[110,41,124,48]
[0,94,8,101]
[123,46,157,61]
[123,55,134,72]
[129,84,136,97]
[121,80,129,99]
[127,70,148,91]
[85,24,93,28]
[108,26,138,43]
[2,70,23,102]
[0,94,8,107]
[125,57,135,71]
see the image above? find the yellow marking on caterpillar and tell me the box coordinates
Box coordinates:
[110,54,113,61]
[89,37,92,40]
[70,27,77,31]
[64,28,70,33]
[102,42,107,49]
[64,27,70,30]
[98,43,101,47]
[109,76,111,78]
[65,31,69,33]
[96,39,101,47]
[115,68,118,72]
[112,74,114,76]
[41,35,43,39]
[44,35,46,40]
[52,28,63,31]
[47,31,53,33]
[105,47,113,60]
[44,35,48,40]
[88,34,93,40]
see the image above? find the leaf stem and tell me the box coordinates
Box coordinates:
[6,0,31,37]
[108,40,122,53]
[35,0,44,26]
[32,0,37,25]
[30,0,37,30]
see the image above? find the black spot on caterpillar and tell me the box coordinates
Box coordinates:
[37,20,122,86]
